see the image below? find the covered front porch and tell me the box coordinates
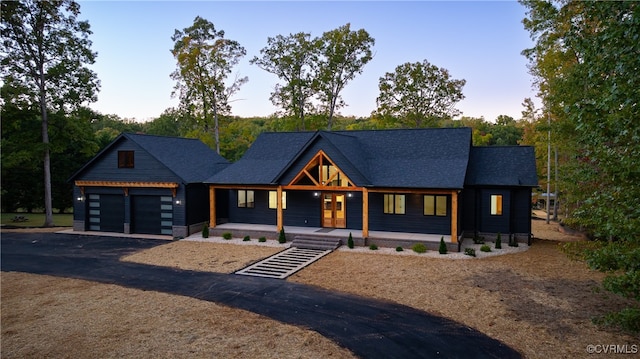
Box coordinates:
[208,222,460,252]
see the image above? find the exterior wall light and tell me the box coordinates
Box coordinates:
[347,193,353,198]
[76,196,85,202]
[175,199,183,205]
[313,192,319,197]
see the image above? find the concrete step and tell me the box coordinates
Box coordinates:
[291,236,342,250]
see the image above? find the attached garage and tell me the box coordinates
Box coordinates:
[70,133,229,238]
[130,195,174,235]
[87,194,124,233]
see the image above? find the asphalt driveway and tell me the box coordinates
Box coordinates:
[1,232,520,358]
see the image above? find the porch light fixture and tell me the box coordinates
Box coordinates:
[313,192,319,197]
[347,192,353,198]
[175,199,183,205]
[76,195,85,202]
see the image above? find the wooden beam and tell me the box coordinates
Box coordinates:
[75,180,179,189]
[209,186,216,228]
[276,186,283,231]
[451,190,458,243]
[367,188,455,195]
[362,187,369,239]
[205,184,279,190]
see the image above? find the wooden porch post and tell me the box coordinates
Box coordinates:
[209,186,216,228]
[276,186,283,231]
[362,188,369,239]
[451,190,458,243]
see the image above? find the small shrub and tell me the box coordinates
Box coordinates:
[347,232,354,249]
[464,248,476,257]
[243,235,251,242]
[439,237,448,254]
[412,243,427,254]
[480,244,492,252]
[395,246,404,252]
[593,308,640,333]
[495,233,502,249]
[278,228,286,243]
[369,244,378,250]
[202,223,209,238]
[222,232,232,240]
[508,233,519,247]
[258,236,266,243]
[473,231,484,244]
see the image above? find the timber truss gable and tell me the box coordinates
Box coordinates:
[285,150,357,191]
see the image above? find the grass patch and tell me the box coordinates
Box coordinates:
[1,212,73,227]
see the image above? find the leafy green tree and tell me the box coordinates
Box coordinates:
[315,23,374,130]
[90,113,144,149]
[376,60,466,128]
[251,32,317,131]
[0,84,43,212]
[171,16,247,154]
[1,0,99,225]
[490,115,523,146]
[521,0,640,331]
[49,109,99,212]
[143,108,183,137]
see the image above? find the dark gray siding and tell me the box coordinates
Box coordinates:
[512,188,532,233]
[228,190,275,225]
[346,192,363,230]
[73,186,85,221]
[75,139,181,183]
[462,187,532,235]
[186,184,209,226]
[461,188,477,232]
[478,188,511,234]
[368,193,451,235]
[284,191,321,227]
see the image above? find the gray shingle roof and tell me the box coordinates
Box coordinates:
[208,128,476,189]
[124,133,229,183]
[69,133,229,183]
[465,146,538,187]
[207,132,316,185]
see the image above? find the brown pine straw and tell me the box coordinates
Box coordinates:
[2,218,637,358]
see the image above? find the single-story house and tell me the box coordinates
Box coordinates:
[69,133,229,237]
[206,128,538,249]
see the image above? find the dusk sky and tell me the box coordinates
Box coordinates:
[79,1,538,122]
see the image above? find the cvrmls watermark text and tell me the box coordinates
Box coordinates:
[586,344,638,354]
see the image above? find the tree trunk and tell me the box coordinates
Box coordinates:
[39,82,54,227]
[213,105,220,155]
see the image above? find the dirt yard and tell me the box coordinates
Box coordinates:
[2,218,638,358]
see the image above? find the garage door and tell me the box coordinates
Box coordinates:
[131,196,173,235]
[87,194,124,233]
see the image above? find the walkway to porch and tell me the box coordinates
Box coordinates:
[209,223,459,252]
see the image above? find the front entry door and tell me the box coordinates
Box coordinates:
[322,193,346,228]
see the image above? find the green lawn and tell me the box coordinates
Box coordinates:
[1,212,73,227]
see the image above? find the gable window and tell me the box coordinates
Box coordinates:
[238,190,255,208]
[268,191,287,209]
[491,195,503,215]
[290,151,354,188]
[383,194,405,214]
[118,151,134,168]
[424,195,447,216]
